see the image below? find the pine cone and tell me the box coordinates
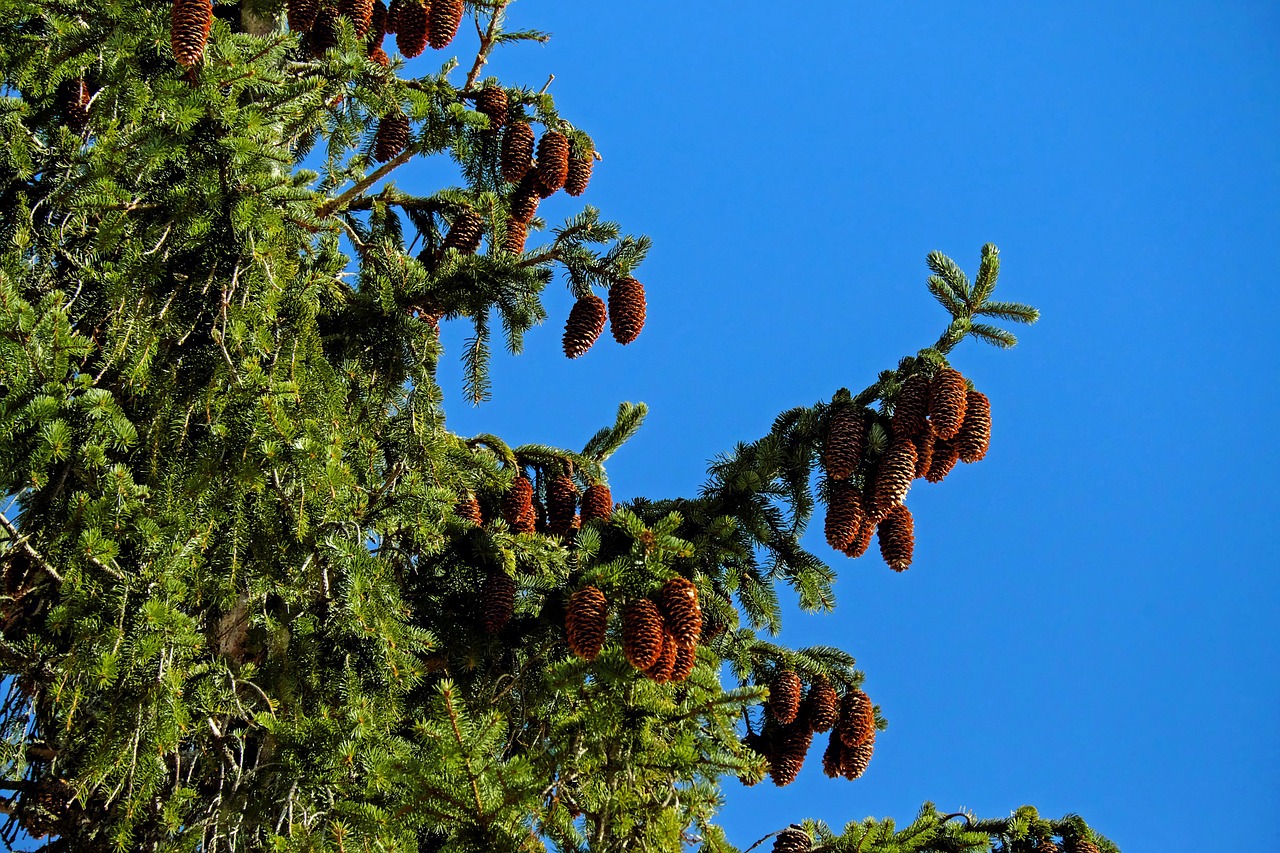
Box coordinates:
[546,473,579,535]
[1037,838,1061,853]
[803,680,840,733]
[172,0,213,67]
[837,690,875,749]
[955,389,991,463]
[394,0,428,57]
[773,827,812,853]
[443,208,484,254]
[821,731,846,778]
[503,218,529,254]
[645,629,677,683]
[581,482,613,522]
[428,0,464,49]
[385,0,401,33]
[60,79,90,132]
[929,367,968,440]
[671,642,696,682]
[373,113,410,162]
[622,599,664,670]
[740,731,769,786]
[658,577,701,649]
[481,570,516,634]
[369,0,387,43]
[369,45,390,65]
[768,670,803,725]
[475,86,508,130]
[842,517,876,559]
[877,504,914,572]
[841,733,875,779]
[309,5,339,55]
[912,421,935,479]
[501,121,536,182]
[502,475,536,533]
[565,586,608,661]
[925,437,960,483]
[562,295,607,359]
[822,405,867,480]
[535,131,570,194]
[824,478,864,552]
[455,492,482,525]
[872,435,917,514]
[1064,838,1101,853]
[607,277,646,345]
[891,374,931,437]
[288,0,320,31]
[768,721,813,786]
[339,0,374,36]
[565,149,594,196]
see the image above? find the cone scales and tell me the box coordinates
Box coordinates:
[913,422,935,479]
[171,0,213,67]
[565,150,594,196]
[475,86,508,129]
[842,518,876,559]
[562,295,607,359]
[482,571,515,634]
[837,690,875,749]
[645,630,677,683]
[877,504,914,572]
[622,599,664,670]
[455,493,482,525]
[536,131,570,193]
[955,389,991,462]
[565,586,608,661]
[502,475,536,533]
[671,643,696,682]
[773,828,812,853]
[768,721,813,787]
[825,479,865,552]
[658,577,701,649]
[804,681,840,733]
[872,436,917,514]
[501,122,536,182]
[823,406,867,480]
[546,473,579,535]
[608,278,646,344]
[338,0,374,36]
[394,1,428,57]
[768,670,803,725]
[443,209,484,254]
[929,368,968,440]
[287,0,319,31]
[891,374,931,437]
[428,0,463,49]
[925,437,960,483]
[581,483,613,522]
[373,114,410,163]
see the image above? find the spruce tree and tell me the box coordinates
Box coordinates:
[0,2,1119,851]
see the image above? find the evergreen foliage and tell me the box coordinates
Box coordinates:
[0,1,1114,851]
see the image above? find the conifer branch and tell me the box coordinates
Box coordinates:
[0,516,62,583]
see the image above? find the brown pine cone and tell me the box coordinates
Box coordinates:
[502,475,536,533]
[502,218,529,254]
[1064,837,1101,853]
[60,79,90,133]
[562,295,607,359]
[288,0,320,31]
[842,517,876,559]
[645,629,677,683]
[369,0,387,43]
[821,731,846,778]
[622,599,664,670]
[671,642,696,682]
[912,421,935,479]
[475,86,508,129]
[481,570,516,634]
[929,367,968,440]
[925,436,960,483]
[373,112,410,162]
[369,45,390,66]
[841,732,875,779]
[608,277,646,345]
[385,0,401,32]
[955,389,991,463]
[565,149,594,196]
[768,721,813,787]
[509,170,540,224]
[339,0,374,36]
[837,690,875,748]
[658,577,701,649]
[394,0,428,57]
[455,492,482,525]
[172,0,213,67]
[535,131,570,194]
[309,5,339,55]
[877,504,914,572]
[824,478,864,552]
[768,670,803,725]
[428,0,464,49]
[891,374,931,437]
[803,680,840,733]
[822,405,867,480]
[443,208,484,254]
[872,436,917,514]
[580,482,613,522]
[1037,838,1062,853]
[546,473,579,535]
[773,827,812,853]
[565,586,608,661]
[501,121,536,182]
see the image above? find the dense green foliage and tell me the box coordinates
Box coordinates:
[0,1,1117,851]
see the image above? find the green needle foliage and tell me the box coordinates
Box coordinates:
[0,2,1115,852]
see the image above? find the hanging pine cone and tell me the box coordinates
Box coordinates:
[535,131,570,194]
[373,112,410,162]
[565,148,594,196]
[1064,837,1101,853]
[872,435,917,514]
[481,570,516,634]
[608,277,646,345]
[929,367,968,441]
[837,690,875,748]
[622,599,664,670]
[428,0,463,48]
[768,721,813,787]
[891,374,931,437]
[925,437,960,483]
[773,827,812,853]
[502,475,536,533]
[546,473,579,535]
[768,670,803,725]
[645,629,677,683]
[172,0,213,67]
[509,170,540,224]
[443,208,484,254]
[822,405,867,480]
[565,586,608,661]
[824,478,864,552]
[59,79,90,132]
[659,576,701,649]
[455,492,482,525]
[288,0,320,31]
[955,389,991,463]
[803,680,840,733]
[394,0,428,57]
[877,504,914,572]
[913,422,935,479]
[501,121,536,182]
[503,218,529,254]
[671,642,696,682]
[842,517,876,559]
[385,0,401,32]
[562,295,607,359]
[308,5,339,55]
[369,46,390,66]
[841,733,875,780]
[475,86,508,129]
[339,0,374,36]
[581,482,613,522]
[1037,838,1061,853]
[369,0,387,43]
[821,731,846,778]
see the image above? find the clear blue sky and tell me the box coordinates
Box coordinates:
[416,2,1279,849]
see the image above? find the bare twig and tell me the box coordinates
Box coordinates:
[462,2,510,93]
[0,516,63,583]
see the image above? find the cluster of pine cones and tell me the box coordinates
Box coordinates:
[822,366,991,572]
[285,0,463,61]
[498,117,596,255]
[561,278,647,359]
[743,673,878,787]
[564,578,702,684]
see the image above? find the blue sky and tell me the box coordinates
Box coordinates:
[417,1,1280,849]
